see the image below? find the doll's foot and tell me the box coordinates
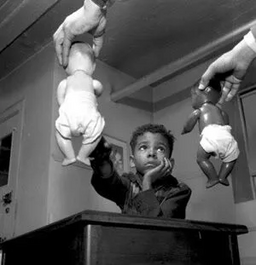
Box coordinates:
[219,178,230,186]
[76,156,90,166]
[206,179,219,189]
[62,158,76,166]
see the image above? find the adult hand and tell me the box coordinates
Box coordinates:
[53,0,107,67]
[199,39,256,104]
[142,158,173,191]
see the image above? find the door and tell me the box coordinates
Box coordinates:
[0,101,24,240]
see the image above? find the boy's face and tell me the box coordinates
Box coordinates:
[131,132,171,175]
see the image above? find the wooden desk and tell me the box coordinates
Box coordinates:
[0,210,248,265]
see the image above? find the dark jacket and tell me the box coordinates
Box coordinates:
[91,169,191,219]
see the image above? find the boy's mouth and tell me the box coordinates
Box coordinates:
[145,162,159,168]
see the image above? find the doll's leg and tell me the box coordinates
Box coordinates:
[77,137,101,165]
[197,145,219,188]
[55,131,76,166]
[219,160,237,186]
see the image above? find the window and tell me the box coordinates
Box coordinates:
[0,133,12,187]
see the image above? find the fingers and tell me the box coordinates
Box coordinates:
[218,76,241,104]
[62,36,72,68]
[198,64,217,90]
[53,24,64,65]
[52,21,73,67]
[218,84,231,105]
[199,52,232,91]
[92,34,104,58]
[162,158,172,176]
[224,76,241,101]
[104,141,112,150]
[226,84,239,101]
[151,158,166,175]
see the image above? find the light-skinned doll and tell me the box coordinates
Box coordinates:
[55,42,105,166]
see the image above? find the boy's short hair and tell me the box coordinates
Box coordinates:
[130,124,175,157]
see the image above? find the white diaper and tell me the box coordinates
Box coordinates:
[55,91,105,144]
[200,124,239,163]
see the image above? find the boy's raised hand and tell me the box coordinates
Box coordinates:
[142,158,173,191]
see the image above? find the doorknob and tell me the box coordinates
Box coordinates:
[2,191,12,206]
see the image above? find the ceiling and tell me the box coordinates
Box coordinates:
[1,0,256,109]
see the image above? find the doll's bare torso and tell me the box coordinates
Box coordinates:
[198,103,226,133]
[65,71,94,96]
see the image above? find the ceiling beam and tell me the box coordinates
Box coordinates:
[111,19,256,102]
[0,0,59,52]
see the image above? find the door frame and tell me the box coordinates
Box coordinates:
[0,99,25,239]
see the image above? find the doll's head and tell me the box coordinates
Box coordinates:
[66,42,96,75]
[191,78,222,109]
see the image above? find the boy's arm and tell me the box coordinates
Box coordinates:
[89,136,113,178]
[181,109,201,134]
[90,137,130,208]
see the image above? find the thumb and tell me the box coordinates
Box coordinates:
[198,78,208,90]
[104,141,112,150]
[198,64,217,90]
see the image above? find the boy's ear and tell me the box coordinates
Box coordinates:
[130,155,135,168]
[170,158,175,171]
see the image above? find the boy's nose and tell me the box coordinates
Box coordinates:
[148,148,157,157]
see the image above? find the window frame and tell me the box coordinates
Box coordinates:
[237,85,256,197]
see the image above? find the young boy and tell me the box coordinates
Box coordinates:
[90,124,191,219]
[55,42,105,166]
[182,78,240,188]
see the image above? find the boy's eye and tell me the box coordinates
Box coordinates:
[138,145,147,151]
[157,146,166,153]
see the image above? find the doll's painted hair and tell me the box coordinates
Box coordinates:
[191,77,222,104]
[70,41,95,62]
[192,77,221,93]
[130,123,175,157]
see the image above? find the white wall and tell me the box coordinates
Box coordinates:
[0,43,55,236]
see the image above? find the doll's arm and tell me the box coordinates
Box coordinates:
[57,79,67,105]
[93,79,103,97]
[181,109,201,134]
